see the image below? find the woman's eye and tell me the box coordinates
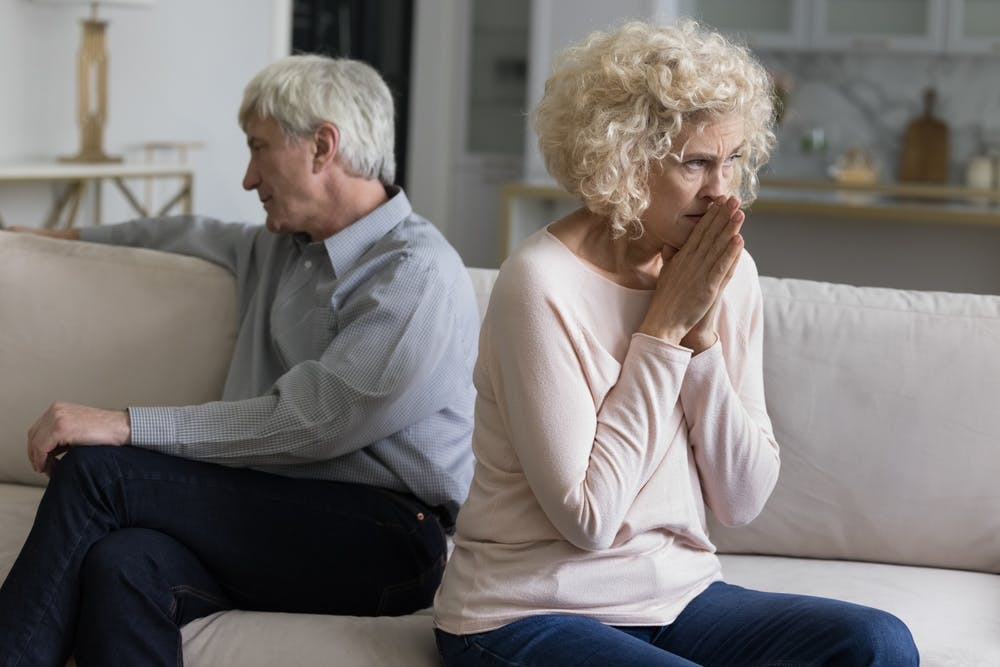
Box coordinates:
[727,153,743,164]
[685,159,708,170]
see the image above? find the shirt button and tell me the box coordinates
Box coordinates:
[304,260,313,269]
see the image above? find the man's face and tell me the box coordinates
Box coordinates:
[242,115,322,235]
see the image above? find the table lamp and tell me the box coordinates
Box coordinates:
[31,0,155,163]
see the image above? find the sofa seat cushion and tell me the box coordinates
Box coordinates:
[181,608,439,667]
[175,554,999,666]
[0,483,45,582]
[720,554,1000,667]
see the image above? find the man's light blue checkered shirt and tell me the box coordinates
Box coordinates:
[80,189,479,524]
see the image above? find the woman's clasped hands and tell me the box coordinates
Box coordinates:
[639,195,745,353]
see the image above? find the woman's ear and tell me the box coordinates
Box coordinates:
[313,122,339,172]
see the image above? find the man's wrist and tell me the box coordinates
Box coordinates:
[120,408,132,445]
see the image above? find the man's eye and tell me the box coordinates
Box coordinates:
[727,153,743,164]
[685,159,708,169]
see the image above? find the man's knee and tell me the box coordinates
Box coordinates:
[80,529,160,590]
[51,445,126,484]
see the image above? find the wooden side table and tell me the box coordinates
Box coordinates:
[0,162,194,228]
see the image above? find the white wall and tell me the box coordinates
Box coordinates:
[0,0,287,228]
[406,0,461,241]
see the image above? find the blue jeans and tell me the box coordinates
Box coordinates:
[436,581,919,666]
[0,446,448,667]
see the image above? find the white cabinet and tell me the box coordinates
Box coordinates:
[946,0,1000,54]
[812,0,947,52]
[681,0,1000,55]
[678,0,810,49]
[813,0,1000,54]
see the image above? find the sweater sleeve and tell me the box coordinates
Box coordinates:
[679,252,780,526]
[485,264,693,551]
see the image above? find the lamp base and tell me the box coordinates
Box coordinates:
[64,16,122,166]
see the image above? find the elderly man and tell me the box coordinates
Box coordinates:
[0,55,479,666]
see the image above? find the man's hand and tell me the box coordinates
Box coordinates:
[28,402,131,476]
[7,226,81,241]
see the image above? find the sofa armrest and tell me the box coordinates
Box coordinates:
[0,231,238,486]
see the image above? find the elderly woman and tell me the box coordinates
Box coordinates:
[432,20,919,666]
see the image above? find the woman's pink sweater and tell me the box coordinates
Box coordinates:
[434,229,780,634]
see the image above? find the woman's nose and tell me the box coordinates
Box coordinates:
[701,165,729,199]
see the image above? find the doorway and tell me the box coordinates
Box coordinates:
[291,0,414,188]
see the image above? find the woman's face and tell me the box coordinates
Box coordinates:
[640,115,746,254]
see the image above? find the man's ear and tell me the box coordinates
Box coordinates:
[313,122,339,172]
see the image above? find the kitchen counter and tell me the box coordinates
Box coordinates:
[754,179,1000,227]
[500,179,1000,260]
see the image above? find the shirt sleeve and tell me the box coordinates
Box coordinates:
[128,253,472,466]
[679,252,780,527]
[484,264,693,551]
[79,216,259,276]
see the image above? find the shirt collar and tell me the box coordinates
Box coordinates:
[321,186,412,276]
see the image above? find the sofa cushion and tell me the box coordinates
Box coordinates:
[710,278,1000,574]
[0,232,238,486]
[0,483,45,582]
[720,554,1000,667]
[176,554,1000,667]
[181,608,440,667]
[467,267,497,320]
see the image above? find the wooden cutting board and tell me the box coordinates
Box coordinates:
[898,88,949,183]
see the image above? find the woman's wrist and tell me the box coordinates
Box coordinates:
[682,331,718,355]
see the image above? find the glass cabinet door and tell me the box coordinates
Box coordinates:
[947,0,1000,54]
[679,0,810,49]
[812,0,947,52]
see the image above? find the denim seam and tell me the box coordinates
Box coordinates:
[170,584,232,612]
[375,553,445,615]
[10,465,123,667]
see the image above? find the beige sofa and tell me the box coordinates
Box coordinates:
[1,229,999,666]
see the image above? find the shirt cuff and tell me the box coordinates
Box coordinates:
[128,406,178,450]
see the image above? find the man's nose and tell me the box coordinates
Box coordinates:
[242,162,259,191]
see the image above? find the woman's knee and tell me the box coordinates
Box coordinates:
[840,607,920,667]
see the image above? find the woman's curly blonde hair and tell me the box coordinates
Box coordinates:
[533,19,777,238]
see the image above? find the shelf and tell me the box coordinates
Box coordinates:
[500,179,1000,260]
[755,178,1000,226]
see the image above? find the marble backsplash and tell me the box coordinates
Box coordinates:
[756,51,1000,186]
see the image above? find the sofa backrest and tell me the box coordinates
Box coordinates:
[0,231,239,486]
[5,232,997,574]
[466,267,497,321]
[710,277,1000,574]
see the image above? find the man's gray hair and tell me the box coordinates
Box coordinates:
[239,54,396,185]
